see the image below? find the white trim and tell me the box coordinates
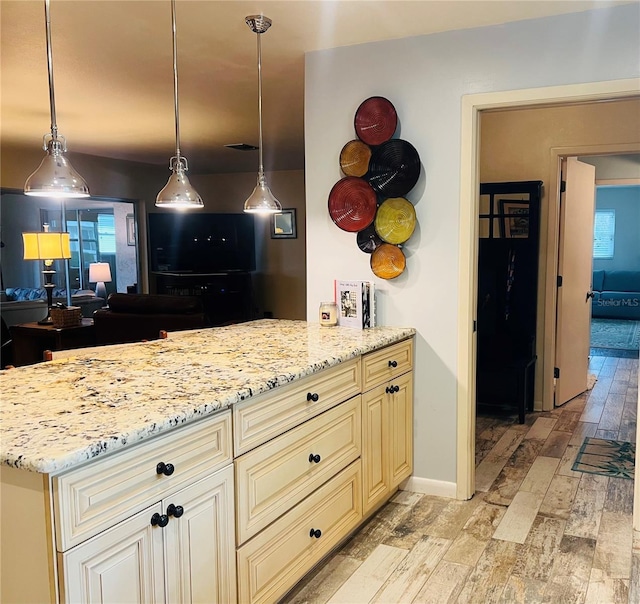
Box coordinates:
[400,476,457,499]
[456,78,640,502]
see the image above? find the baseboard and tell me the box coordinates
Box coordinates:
[399,475,457,499]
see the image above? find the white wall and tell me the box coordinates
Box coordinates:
[305,4,640,485]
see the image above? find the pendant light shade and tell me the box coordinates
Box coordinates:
[24,0,89,198]
[156,0,203,209]
[243,15,282,214]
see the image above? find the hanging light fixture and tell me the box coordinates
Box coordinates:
[243,15,282,214]
[156,0,203,209]
[24,0,90,198]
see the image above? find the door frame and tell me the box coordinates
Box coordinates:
[455,78,640,502]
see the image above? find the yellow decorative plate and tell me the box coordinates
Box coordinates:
[374,197,416,244]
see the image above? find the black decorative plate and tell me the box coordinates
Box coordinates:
[367,139,421,198]
[354,97,398,146]
[328,177,377,232]
[356,223,383,254]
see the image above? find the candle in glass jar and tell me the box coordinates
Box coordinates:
[319,301,338,326]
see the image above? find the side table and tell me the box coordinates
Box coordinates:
[10,319,96,367]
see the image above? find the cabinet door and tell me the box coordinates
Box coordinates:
[61,504,165,604]
[389,371,413,488]
[164,466,236,604]
[362,384,389,514]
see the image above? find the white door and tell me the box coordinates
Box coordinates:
[555,157,596,406]
[163,466,237,604]
[61,504,166,604]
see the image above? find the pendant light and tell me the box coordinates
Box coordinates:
[24,0,90,198]
[243,15,282,214]
[156,0,203,209]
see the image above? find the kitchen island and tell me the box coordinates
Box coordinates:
[1,319,415,603]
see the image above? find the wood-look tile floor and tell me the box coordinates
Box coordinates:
[283,354,638,604]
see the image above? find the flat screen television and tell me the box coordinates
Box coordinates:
[148,213,256,274]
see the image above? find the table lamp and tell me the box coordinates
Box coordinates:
[23,227,71,325]
[89,262,112,301]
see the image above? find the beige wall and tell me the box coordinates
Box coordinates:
[479,98,640,406]
[1,144,306,320]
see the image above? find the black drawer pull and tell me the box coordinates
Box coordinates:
[309,528,322,539]
[167,503,184,518]
[386,385,400,394]
[308,453,321,464]
[156,462,175,476]
[388,360,398,368]
[307,392,319,402]
[151,513,169,528]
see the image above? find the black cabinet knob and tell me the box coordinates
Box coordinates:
[388,360,398,368]
[393,385,400,393]
[156,462,175,476]
[385,386,392,394]
[151,513,169,528]
[307,392,319,402]
[167,503,184,518]
[308,453,321,464]
[309,528,322,539]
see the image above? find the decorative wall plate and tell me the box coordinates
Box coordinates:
[374,197,417,245]
[370,243,406,279]
[340,140,372,177]
[356,223,383,254]
[354,97,398,146]
[367,139,421,198]
[328,177,377,232]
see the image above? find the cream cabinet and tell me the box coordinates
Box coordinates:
[361,339,414,515]
[234,337,414,603]
[0,410,235,604]
[60,466,236,604]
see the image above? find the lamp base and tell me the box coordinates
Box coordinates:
[38,315,54,326]
[39,276,56,326]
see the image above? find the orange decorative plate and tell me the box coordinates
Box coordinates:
[340,140,372,177]
[370,243,406,279]
[374,197,416,245]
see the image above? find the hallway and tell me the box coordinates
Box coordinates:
[283,354,638,603]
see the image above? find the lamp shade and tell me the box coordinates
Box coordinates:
[24,139,90,199]
[89,262,112,283]
[23,232,71,260]
[243,179,282,214]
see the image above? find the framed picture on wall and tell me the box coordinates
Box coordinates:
[270,209,297,239]
[126,214,136,246]
[499,200,530,238]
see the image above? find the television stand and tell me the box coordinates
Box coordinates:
[153,272,254,326]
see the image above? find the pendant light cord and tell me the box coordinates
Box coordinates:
[171,0,181,163]
[256,30,264,180]
[44,0,58,141]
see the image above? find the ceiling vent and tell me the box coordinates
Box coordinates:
[224,143,258,151]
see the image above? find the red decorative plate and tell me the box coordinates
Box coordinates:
[354,97,398,146]
[328,177,377,232]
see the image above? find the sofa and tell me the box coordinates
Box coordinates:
[0,287,105,327]
[93,293,208,345]
[591,270,640,320]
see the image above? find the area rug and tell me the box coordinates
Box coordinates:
[572,437,635,480]
[590,318,640,351]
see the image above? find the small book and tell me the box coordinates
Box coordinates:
[334,280,376,329]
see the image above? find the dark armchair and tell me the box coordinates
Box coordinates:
[93,293,207,345]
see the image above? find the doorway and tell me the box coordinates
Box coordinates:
[455,78,640,502]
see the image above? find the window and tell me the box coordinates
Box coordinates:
[593,209,615,259]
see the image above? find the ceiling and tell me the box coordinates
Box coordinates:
[1,0,631,174]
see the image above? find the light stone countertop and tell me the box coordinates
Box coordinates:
[0,319,415,474]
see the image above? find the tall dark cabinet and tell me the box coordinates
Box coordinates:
[476,181,542,423]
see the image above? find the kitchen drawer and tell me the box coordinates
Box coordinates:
[235,396,361,545]
[362,338,413,392]
[237,460,362,604]
[234,357,361,456]
[54,410,232,551]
